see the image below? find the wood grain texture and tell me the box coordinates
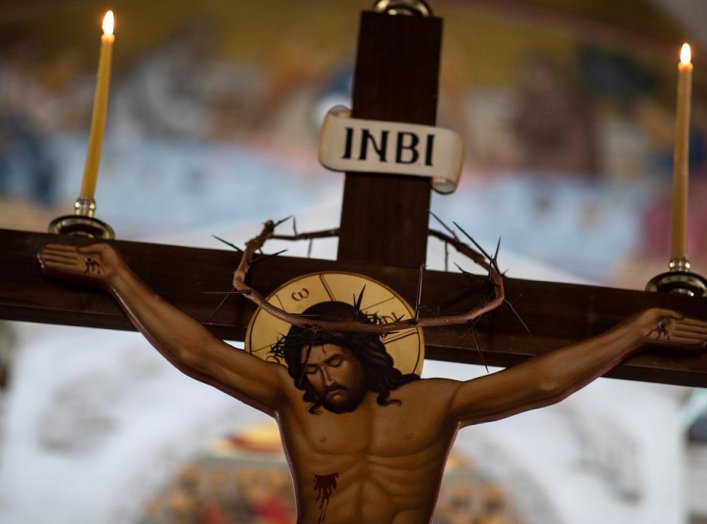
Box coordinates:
[338,11,442,267]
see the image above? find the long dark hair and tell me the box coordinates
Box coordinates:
[270,301,419,412]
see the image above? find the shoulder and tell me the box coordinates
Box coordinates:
[397,377,461,391]
[394,377,462,405]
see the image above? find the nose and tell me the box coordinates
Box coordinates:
[320,367,335,386]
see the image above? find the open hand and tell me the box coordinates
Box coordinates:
[37,243,125,288]
[637,308,707,352]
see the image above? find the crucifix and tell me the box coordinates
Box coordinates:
[1,2,706,385]
[2,1,707,522]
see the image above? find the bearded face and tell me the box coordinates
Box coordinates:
[301,343,367,413]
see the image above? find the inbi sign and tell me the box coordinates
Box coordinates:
[319,106,464,194]
[341,128,437,167]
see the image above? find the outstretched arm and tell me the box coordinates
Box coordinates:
[449,308,707,427]
[38,242,288,416]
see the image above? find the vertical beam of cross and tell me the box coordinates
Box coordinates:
[337,11,442,267]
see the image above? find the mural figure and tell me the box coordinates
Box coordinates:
[38,242,707,524]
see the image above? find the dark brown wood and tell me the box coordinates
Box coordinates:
[3,228,707,387]
[337,11,441,267]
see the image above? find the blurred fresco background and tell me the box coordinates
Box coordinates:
[1,0,707,523]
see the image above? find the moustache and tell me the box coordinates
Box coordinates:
[324,384,348,396]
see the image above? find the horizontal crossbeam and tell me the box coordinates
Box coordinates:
[1,228,706,387]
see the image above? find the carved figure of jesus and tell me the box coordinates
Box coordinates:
[38,243,707,524]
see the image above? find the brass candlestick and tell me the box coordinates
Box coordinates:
[646,256,707,297]
[48,196,115,239]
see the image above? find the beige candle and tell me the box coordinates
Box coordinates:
[672,43,692,261]
[80,10,115,200]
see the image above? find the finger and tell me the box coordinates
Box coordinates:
[676,318,707,328]
[672,330,707,339]
[41,244,80,254]
[39,250,82,260]
[77,244,108,254]
[44,266,84,277]
[39,255,81,266]
[41,260,83,272]
[39,251,84,260]
[42,260,84,271]
[654,309,684,320]
[672,328,707,338]
[674,319,707,329]
[39,249,79,261]
[40,254,81,266]
[669,331,707,341]
[674,325,707,336]
[659,335,707,346]
[39,251,80,262]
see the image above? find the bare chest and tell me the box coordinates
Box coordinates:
[277,384,459,523]
[280,390,455,458]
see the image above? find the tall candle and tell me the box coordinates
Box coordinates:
[672,42,692,261]
[80,10,115,200]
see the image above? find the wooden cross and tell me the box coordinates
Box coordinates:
[1,8,706,388]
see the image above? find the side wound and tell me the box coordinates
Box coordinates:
[313,472,339,524]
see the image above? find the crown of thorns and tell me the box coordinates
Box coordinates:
[269,322,382,363]
[209,213,505,337]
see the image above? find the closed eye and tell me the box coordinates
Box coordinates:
[326,355,345,367]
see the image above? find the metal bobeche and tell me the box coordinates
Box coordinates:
[646,257,707,297]
[48,196,115,239]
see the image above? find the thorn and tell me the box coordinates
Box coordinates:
[504,299,532,335]
[453,222,493,261]
[353,285,366,318]
[415,264,425,322]
[206,287,235,322]
[493,236,501,266]
[307,238,313,258]
[298,342,314,386]
[252,249,288,264]
[292,216,299,236]
[274,215,293,228]
[457,321,489,373]
[212,235,243,253]
[453,262,478,282]
[430,211,458,238]
[444,241,449,273]
[453,262,496,302]
[458,321,475,343]
[416,304,435,318]
[470,324,489,373]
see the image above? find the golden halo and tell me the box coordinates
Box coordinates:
[245,271,424,376]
